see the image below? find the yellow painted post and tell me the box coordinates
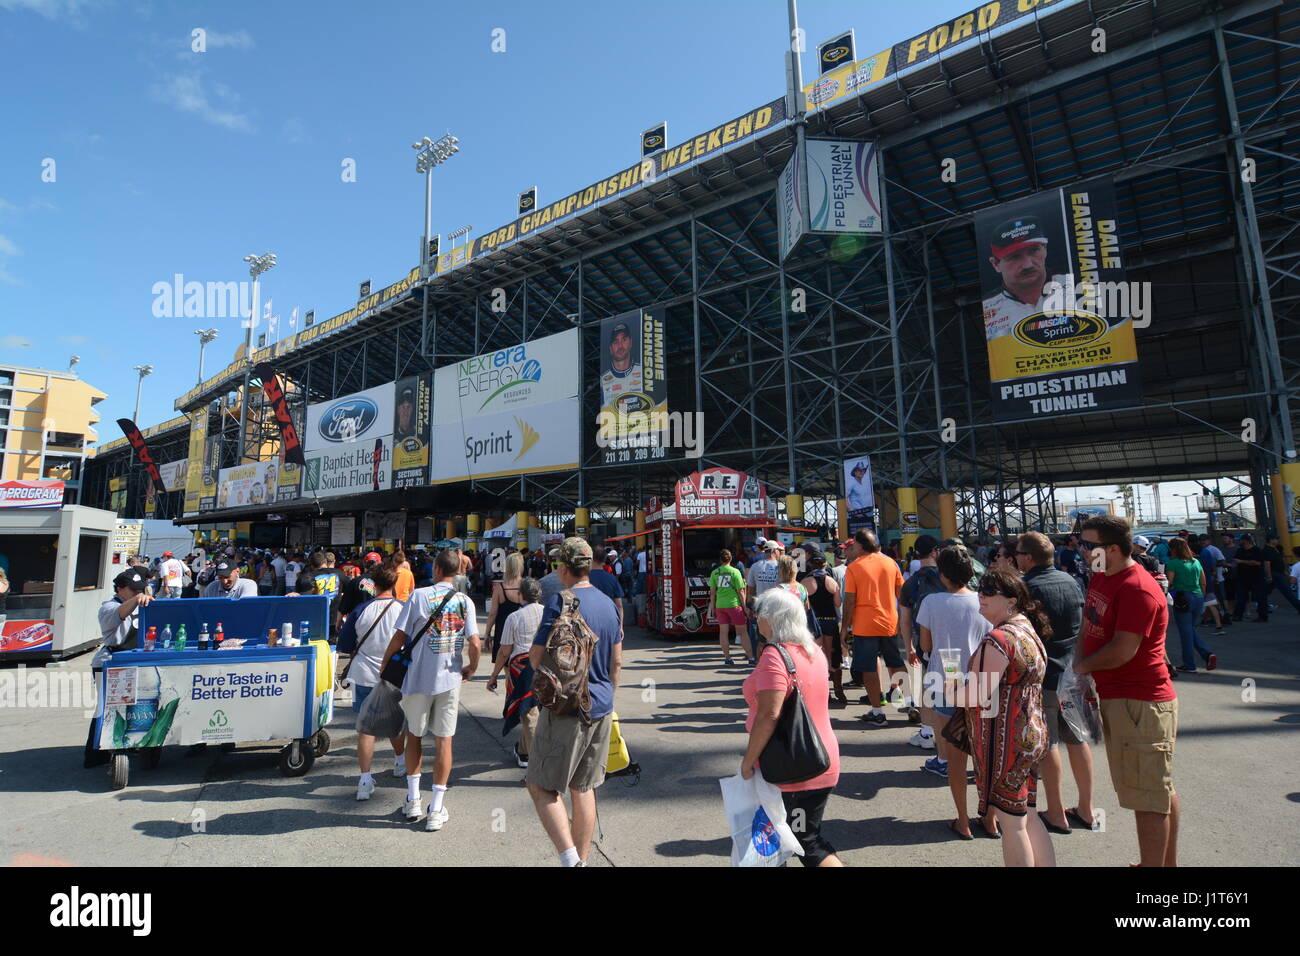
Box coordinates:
[786,494,805,543]
[837,499,849,542]
[515,511,530,550]
[466,513,481,553]
[443,518,456,541]
[939,491,958,541]
[897,487,920,556]
[1280,463,1300,556]
[574,507,590,539]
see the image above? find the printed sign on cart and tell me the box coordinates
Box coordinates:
[98,660,309,749]
[0,620,54,655]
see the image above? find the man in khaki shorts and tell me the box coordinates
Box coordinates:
[526,538,623,867]
[382,548,480,832]
[1072,515,1179,866]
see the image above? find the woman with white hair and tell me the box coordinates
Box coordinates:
[741,587,843,867]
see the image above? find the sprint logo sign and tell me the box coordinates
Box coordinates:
[433,402,578,483]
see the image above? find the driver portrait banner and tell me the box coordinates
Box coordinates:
[116,418,166,493]
[392,372,432,488]
[216,460,279,510]
[597,309,668,465]
[974,177,1142,421]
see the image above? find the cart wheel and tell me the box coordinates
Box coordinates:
[142,747,162,770]
[279,742,315,777]
[110,753,129,790]
[310,729,331,756]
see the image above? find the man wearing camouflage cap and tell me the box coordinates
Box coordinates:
[526,537,623,867]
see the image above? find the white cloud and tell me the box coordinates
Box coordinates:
[150,70,252,131]
[59,334,89,345]
[0,234,21,285]
[0,0,93,23]
[201,28,254,50]
[1,335,33,348]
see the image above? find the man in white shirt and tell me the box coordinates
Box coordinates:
[382,548,480,831]
[87,568,154,766]
[158,551,187,599]
[271,549,288,595]
[743,539,782,664]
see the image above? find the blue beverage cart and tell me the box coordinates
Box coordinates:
[92,595,333,790]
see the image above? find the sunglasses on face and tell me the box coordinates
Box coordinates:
[1080,539,1103,550]
[1015,550,1030,556]
[978,582,1008,597]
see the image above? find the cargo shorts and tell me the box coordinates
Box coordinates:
[1100,697,1177,813]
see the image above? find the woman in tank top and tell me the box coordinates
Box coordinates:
[484,551,525,661]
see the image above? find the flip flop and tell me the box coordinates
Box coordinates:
[979,821,1001,840]
[1038,812,1070,835]
[947,819,974,841]
[1066,807,1096,830]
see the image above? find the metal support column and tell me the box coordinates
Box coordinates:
[924,241,948,491]
[881,155,910,488]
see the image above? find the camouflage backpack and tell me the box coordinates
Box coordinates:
[531,589,602,724]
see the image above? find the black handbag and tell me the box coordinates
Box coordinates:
[758,643,831,784]
[380,591,454,687]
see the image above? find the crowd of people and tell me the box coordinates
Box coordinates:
[90,513,1300,868]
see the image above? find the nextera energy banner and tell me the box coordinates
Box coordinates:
[975,177,1141,421]
[431,328,579,483]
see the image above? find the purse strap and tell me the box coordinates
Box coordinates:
[407,589,457,652]
[340,598,398,683]
[768,643,803,694]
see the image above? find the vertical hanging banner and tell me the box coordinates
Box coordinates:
[843,457,876,533]
[116,419,166,493]
[975,177,1142,420]
[254,363,305,466]
[805,139,881,234]
[777,147,806,262]
[183,409,216,515]
[392,372,432,488]
[596,309,668,465]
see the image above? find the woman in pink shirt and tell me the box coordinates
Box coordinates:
[741,587,843,867]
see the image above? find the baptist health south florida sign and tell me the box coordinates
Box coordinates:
[303,382,395,497]
[431,328,579,483]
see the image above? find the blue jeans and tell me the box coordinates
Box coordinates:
[1261,572,1300,618]
[1172,592,1210,668]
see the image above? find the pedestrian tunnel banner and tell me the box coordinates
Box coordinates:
[975,177,1142,421]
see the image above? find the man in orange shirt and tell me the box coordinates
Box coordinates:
[839,529,905,726]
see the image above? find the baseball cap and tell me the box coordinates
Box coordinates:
[113,569,148,591]
[606,550,618,558]
[771,540,786,551]
[162,551,174,558]
[989,217,1048,258]
[611,322,631,337]
[364,551,382,565]
[399,386,414,402]
[760,538,777,551]
[215,560,236,577]
[557,537,594,568]
[1133,535,1151,549]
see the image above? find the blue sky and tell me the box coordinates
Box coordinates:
[2,0,983,430]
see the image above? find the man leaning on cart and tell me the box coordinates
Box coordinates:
[84,568,154,768]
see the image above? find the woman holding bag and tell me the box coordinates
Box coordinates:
[741,587,843,867]
[952,568,1054,867]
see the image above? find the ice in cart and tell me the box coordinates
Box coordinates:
[91,595,334,790]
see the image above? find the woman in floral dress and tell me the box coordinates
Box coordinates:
[956,567,1055,866]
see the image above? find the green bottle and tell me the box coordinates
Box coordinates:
[175,623,188,651]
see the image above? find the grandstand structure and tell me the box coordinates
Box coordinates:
[87,0,1298,543]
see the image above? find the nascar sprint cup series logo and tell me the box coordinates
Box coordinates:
[1011,310,1109,352]
[318,397,379,443]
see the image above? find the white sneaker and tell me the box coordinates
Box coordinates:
[403,797,423,820]
[356,777,375,801]
[909,731,936,750]
[425,806,449,831]
[391,762,406,779]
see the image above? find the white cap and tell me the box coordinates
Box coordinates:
[1133,535,1151,548]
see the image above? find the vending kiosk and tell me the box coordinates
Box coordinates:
[639,467,804,636]
[0,494,117,662]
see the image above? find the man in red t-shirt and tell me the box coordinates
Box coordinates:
[1073,514,1178,867]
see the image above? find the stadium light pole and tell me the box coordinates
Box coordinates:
[194,328,219,384]
[412,133,459,275]
[238,253,277,461]
[132,364,153,423]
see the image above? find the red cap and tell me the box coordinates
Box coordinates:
[162,551,174,558]
[364,551,382,564]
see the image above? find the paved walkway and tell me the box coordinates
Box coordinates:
[1,612,1296,866]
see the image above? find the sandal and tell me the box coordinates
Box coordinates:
[947,819,974,841]
[979,820,1001,840]
[1038,812,1071,835]
[1066,807,1096,830]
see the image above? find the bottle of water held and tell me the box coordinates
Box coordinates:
[198,623,210,652]
[175,623,188,651]
[160,624,173,650]
[214,622,224,651]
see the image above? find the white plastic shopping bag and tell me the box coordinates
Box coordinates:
[719,770,804,867]
[1056,653,1103,745]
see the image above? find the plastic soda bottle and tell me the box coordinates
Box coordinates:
[281,622,293,646]
[299,620,310,645]
[176,623,188,651]
[214,622,224,651]
[160,624,173,650]
[198,623,210,651]
[143,626,157,652]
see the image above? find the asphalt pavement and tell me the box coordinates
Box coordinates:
[1,607,1296,866]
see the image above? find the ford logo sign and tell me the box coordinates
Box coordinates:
[319,398,379,443]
